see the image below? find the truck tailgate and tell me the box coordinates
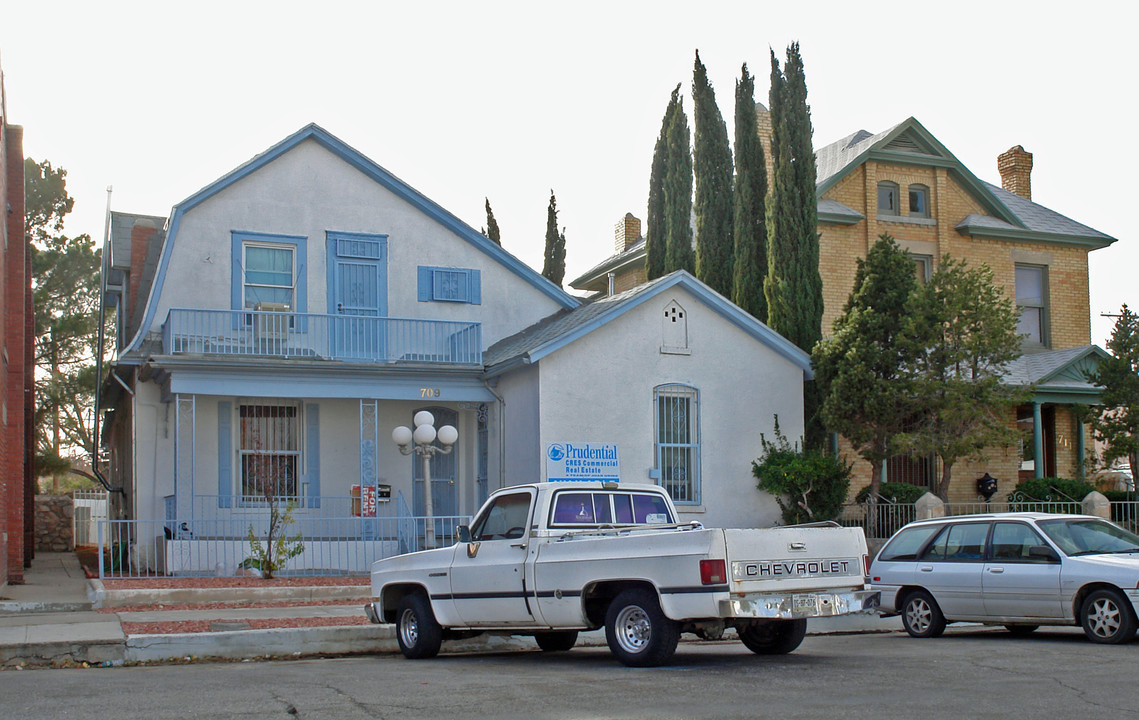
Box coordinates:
[724,527,867,594]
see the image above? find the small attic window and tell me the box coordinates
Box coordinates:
[661,300,690,355]
[877,182,900,217]
[908,185,930,218]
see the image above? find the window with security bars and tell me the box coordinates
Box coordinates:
[654,384,700,504]
[239,403,300,500]
[886,452,938,492]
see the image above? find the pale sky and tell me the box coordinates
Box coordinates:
[2,1,1134,346]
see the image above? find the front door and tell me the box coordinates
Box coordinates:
[328,233,387,360]
[413,407,459,541]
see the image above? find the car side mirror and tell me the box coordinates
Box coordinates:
[1028,545,1059,562]
[457,525,472,544]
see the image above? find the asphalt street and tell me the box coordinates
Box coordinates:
[3,625,1137,719]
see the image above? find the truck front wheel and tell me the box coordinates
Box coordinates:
[396,593,443,659]
[605,589,680,667]
[738,619,807,655]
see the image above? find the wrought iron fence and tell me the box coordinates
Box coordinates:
[97,511,468,579]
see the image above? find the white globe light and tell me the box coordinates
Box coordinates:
[413,424,437,445]
[413,410,435,429]
[437,425,458,446]
[392,426,413,447]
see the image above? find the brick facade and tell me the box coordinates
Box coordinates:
[1,67,34,586]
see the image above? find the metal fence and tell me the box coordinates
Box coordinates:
[73,490,109,546]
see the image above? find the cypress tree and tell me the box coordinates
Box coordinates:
[663,97,694,275]
[764,42,821,354]
[645,86,680,281]
[541,191,566,286]
[692,51,734,297]
[731,63,768,321]
[484,198,501,245]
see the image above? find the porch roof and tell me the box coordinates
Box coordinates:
[1001,345,1110,404]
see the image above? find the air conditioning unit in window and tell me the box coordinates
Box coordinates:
[253,302,290,343]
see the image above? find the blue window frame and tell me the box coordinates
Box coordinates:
[417,266,481,304]
[654,383,700,505]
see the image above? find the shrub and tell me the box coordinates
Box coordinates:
[753,421,851,525]
[1012,477,1094,503]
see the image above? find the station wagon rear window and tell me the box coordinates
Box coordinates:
[549,491,674,527]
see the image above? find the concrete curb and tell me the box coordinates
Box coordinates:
[88,580,369,609]
[1,638,125,668]
[0,600,93,615]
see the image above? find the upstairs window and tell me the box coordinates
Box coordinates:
[244,243,295,311]
[877,182,900,216]
[908,184,930,218]
[1015,264,1048,347]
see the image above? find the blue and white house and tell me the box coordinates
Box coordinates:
[100,124,811,575]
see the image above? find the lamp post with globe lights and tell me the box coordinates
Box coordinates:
[393,410,458,549]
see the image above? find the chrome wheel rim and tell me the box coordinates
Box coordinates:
[906,598,932,635]
[1088,597,1122,639]
[614,605,652,654]
[399,608,419,648]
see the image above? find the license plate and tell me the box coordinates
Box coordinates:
[793,594,819,612]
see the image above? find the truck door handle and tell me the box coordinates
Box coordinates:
[510,543,526,549]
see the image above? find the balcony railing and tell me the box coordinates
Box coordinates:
[162,308,481,365]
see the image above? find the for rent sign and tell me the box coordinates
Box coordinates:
[545,442,620,482]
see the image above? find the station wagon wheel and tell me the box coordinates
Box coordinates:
[1081,589,1138,644]
[738,619,807,654]
[534,630,579,652]
[605,588,680,667]
[901,590,946,638]
[396,593,443,659]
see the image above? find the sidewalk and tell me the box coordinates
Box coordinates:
[0,552,900,669]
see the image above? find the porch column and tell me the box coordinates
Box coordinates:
[1033,401,1044,479]
[1076,417,1086,478]
[360,400,379,540]
[174,394,197,521]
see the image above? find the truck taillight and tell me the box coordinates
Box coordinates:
[700,559,726,585]
[864,555,870,575]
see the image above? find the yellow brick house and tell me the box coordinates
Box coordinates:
[572,115,1117,503]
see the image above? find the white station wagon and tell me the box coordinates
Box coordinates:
[870,513,1139,644]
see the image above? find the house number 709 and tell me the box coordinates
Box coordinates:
[420,388,441,398]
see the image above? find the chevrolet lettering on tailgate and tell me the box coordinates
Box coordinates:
[733,558,859,580]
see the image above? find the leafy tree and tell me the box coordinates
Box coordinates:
[26,158,101,488]
[482,198,501,245]
[731,62,769,322]
[645,86,680,281]
[813,234,919,510]
[753,417,851,525]
[900,256,1028,501]
[764,43,822,355]
[541,191,566,286]
[663,96,694,275]
[691,51,734,297]
[1088,304,1139,480]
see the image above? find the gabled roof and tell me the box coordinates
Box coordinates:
[568,237,647,290]
[122,124,578,357]
[1002,345,1110,404]
[956,183,1115,249]
[485,270,813,380]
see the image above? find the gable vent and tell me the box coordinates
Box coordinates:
[884,134,931,155]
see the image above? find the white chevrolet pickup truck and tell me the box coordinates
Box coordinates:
[366,481,878,666]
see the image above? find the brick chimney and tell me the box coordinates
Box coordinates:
[998,145,1033,200]
[128,219,159,322]
[755,102,775,189]
[614,213,642,253]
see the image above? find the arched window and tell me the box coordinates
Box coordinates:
[908,184,930,218]
[654,384,700,504]
[877,181,900,216]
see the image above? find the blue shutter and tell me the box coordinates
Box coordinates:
[306,404,321,508]
[217,402,233,508]
[469,269,481,305]
[417,266,432,302]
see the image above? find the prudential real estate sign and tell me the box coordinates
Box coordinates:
[545,442,620,482]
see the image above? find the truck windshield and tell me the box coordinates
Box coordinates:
[550,491,674,528]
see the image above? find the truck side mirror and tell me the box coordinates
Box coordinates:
[457,525,472,543]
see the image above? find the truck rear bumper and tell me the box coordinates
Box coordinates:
[723,588,880,620]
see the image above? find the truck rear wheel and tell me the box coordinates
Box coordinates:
[605,589,680,667]
[738,619,807,655]
[534,630,578,652]
[396,593,443,659]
